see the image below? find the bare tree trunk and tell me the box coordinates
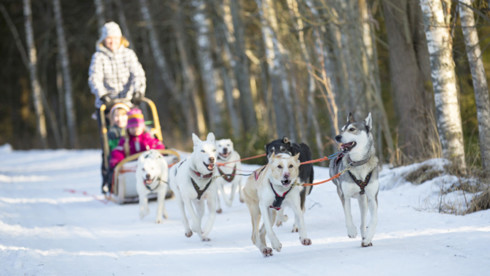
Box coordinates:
[256,0,296,140]
[211,0,242,138]
[191,0,224,137]
[93,0,105,31]
[172,0,203,136]
[382,0,437,163]
[23,0,47,148]
[53,0,77,148]
[459,0,490,171]
[227,0,258,133]
[420,0,466,172]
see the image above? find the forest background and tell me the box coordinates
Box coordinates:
[1,0,489,174]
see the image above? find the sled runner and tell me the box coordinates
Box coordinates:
[99,97,180,204]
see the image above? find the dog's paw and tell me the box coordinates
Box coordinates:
[185,231,193,238]
[300,238,312,246]
[201,237,211,242]
[347,226,357,238]
[155,217,163,224]
[216,208,222,214]
[262,247,273,257]
[271,241,282,252]
[291,224,299,233]
[361,242,373,247]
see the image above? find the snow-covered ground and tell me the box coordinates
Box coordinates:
[1,144,489,275]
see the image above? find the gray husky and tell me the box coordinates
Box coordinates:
[329,113,379,247]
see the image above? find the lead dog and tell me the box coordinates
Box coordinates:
[135,150,169,224]
[329,113,379,247]
[265,137,314,231]
[243,153,311,257]
[215,138,242,213]
[169,133,218,241]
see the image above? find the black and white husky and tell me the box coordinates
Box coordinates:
[215,138,242,213]
[329,113,379,247]
[169,133,218,241]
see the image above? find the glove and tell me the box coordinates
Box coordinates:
[100,95,112,106]
[131,92,143,105]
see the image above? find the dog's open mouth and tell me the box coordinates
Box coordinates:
[219,152,230,159]
[281,179,291,186]
[144,177,154,185]
[341,141,357,152]
[204,162,215,171]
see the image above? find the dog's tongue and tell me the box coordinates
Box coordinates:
[207,163,215,171]
[341,142,355,151]
[144,179,153,185]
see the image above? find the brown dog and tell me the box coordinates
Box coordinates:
[243,153,311,257]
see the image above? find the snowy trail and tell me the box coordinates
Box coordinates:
[0,147,489,275]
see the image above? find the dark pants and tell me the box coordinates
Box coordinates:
[96,109,111,193]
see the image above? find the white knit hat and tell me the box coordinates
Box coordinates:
[98,21,122,43]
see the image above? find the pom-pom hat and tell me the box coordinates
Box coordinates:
[98,21,122,44]
[127,108,145,128]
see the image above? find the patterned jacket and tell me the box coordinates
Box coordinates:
[88,42,146,108]
[110,132,165,168]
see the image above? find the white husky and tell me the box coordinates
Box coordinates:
[329,113,379,247]
[169,133,218,241]
[243,153,311,257]
[135,150,169,224]
[215,139,243,213]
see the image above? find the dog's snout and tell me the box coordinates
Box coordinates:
[283,172,290,179]
[335,135,342,143]
[145,173,151,179]
[223,148,228,154]
[209,157,215,164]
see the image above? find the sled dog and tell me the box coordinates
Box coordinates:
[329,112,379,247]
[265,137,314,231]
[135,150,169,224]
[243,153,311,257]
[169,133,218,241]
[215,138,243,213]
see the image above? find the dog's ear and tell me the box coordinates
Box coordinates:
[293,153,300,162]
[270,151,276,159]
[206,132,215,143]
[282,136,290,145]
[192,133,201,147]
[347,112,355,123]
[365,112,372,133]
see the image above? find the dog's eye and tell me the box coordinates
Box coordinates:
[201,150,205,153]
[278,165,283,169]
[349,127,356,132]
[289,164,293,168]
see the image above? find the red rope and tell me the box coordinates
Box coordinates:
[302,171,343,186]
[217,153,266,166]
[299,156,330,165]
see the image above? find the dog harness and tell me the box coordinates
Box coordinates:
[191,177,212,200]
[269,182,292,210]
[347,170,373,195]
[144,176,166,192]
[192,170,213,179]
[218,164,237,183]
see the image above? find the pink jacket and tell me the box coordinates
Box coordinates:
[110,132,165,168]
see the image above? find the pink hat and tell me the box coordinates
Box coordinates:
[127,108,145,128]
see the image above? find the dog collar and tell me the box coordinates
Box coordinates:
[143,177,167,192]
[347,170,373,195]
[269,182,292,210]
[347,155,371,167]
[218,164,236,183]
[192,169,213,179]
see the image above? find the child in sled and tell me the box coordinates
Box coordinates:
[106,108,165,192]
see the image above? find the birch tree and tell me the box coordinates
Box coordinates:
[93,0,105,31]
[23,0,47,148]
[53,0,77,148]
[256,0,296,140]
[191,0,224,137]
[458,0,490,170]
[420,0,466,172]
